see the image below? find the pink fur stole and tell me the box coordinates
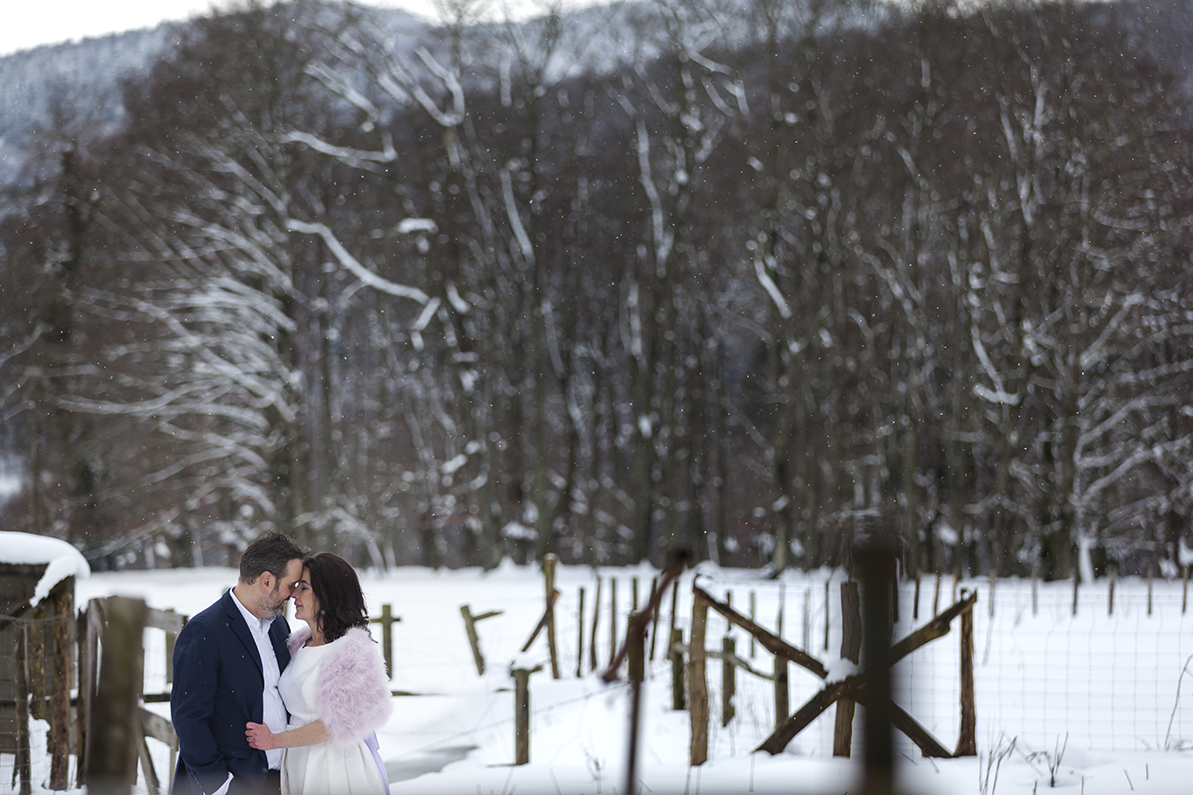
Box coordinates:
[286,625,393,746]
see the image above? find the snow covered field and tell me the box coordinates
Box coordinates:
[12,562,1193,794]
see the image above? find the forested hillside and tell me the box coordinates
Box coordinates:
[1,0,1190,581]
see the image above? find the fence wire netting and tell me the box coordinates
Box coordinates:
[693,575,1193,758]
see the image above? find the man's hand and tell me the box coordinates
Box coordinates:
[246,722,276,751]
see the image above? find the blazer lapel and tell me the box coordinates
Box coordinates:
[223,590,264,676]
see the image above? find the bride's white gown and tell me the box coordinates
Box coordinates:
[278,641,386,795]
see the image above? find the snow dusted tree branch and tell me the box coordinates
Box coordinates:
[286,220,431,304]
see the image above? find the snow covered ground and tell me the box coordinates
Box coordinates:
[10,561,1193,794]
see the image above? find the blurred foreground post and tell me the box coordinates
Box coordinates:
[87,596,147,795]
[856,532,895,795]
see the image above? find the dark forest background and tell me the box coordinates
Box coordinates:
[2,0,1191,580]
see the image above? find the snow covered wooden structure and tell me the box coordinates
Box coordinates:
[0,531,90,794]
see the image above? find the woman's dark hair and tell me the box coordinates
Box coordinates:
[304,552,370,643]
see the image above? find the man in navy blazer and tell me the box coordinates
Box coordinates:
[171,533,306,795]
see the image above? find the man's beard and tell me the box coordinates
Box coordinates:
[265,585,288,617]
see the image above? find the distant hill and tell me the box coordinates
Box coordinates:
[0,27,172,183]
[1,0,1189,188]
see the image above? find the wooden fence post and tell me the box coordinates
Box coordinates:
[648,578,661,660]
[823,579,831,652]
[670,628,685,711]
[933,570,942,618]
[956,588,977,756]
[1072,567,1080,617]
[912,571,921,621]
[589,577,602,673]
[369,604,401,677]
[773,599,787,729]
[988,570,997,618]
[1031,562,1039,616]
[1108,570,1116,616]
[77,598,103,788]
[16,621,32,795]
[609,577,619,667]
[513,667,532,765]
[663,577,680,663]
[542,554,561,679]
[749,591,757,657]
[87,596,147,795]
[833,580,862,757]
[625,616,646,795]
[576,587,586,678]
[47,578,73,790]
[721,636,737,727]
[460,605,503,675]
[1148,563,1154,617]
[689,588,710,766]
[1184,566,1189,615]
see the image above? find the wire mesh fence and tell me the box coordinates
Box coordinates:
[689,573,1193,758]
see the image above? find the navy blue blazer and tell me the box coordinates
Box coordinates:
[170,589,291,795]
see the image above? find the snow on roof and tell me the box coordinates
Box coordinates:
[0,531,90,606]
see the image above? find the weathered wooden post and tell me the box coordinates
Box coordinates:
[689,587,710,766]
[1109,570,1117,616]
[15,621,32,795]
[1072,566,1080,616]
[87,596,147,795]
[988,569,997,618]
[912,571,921,621]
[1148,563,1155,617]
[856,532,896,795]
[749,591,757,656]
[48,578,74,790]
[589,577,602,672]
[648,577,661,659]
[721,635,736,727]
[624,613,647,795]
[1032,562,1039,616]
[76,598,103,788]
[670,628,685,710]
[513,667,534,765]
[933,570,942,618]
[773,599,787,730]
[576,586,586,678]
[664,577,680,663]
[459,605,502,675]
[369,604,402,677]
[823,579,831,652]
[956,588,977,757]
[833,580,862,757]
[542,554,561,679]
[608,577,619,667]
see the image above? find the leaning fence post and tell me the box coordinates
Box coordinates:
[833,580,862,757]
[956,588,977,756]
[460,605,502,675]
[87,595,148,795]
[689,587,710,766]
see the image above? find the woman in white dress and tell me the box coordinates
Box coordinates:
[246,552,392,795]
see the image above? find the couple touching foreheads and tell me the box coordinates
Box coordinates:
[170,533,393,795]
